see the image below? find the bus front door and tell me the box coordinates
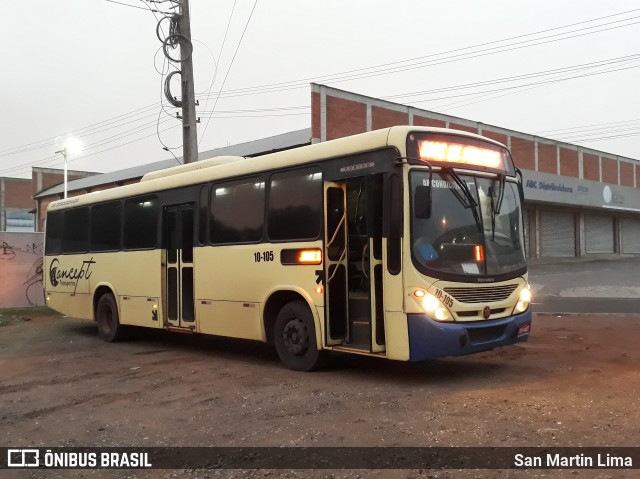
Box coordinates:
[325,176,386,354]
[324,183,349,346]
[163,204,195,329]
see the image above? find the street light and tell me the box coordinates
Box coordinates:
[55,138,83,199]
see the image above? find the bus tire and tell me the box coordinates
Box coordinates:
[96,293,125,342]
[274,300,325,371]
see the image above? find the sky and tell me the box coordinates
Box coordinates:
[2,0,640,179]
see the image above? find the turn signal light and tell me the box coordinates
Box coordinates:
[298,249,322,264]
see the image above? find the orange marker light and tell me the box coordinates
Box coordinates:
[474,245,485,262]
[315,286,324,295]
[298,249,322,264]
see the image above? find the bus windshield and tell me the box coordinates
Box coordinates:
[410,170,526,279]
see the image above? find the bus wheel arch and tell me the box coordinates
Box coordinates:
[93,286,125,342]
[263,290,325,371]
[263,290,318,344]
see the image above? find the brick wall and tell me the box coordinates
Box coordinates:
[537,143,557,174]
[510,137,535,170]
[481,130,508,146]
[559,148,579,178]
[372,107,408,130]
[448,123,477,134]
[4,179,32,208]
[601,157,618,184]
[413,116,446,128]
[326,96,366,140]
[583,153,600,181]
[311,91,321,141]
[619,161,634,187]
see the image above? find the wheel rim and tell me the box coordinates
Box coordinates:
[100,304,115,334]
[282,317,309,357]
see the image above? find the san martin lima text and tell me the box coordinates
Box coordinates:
[514,453,633,468]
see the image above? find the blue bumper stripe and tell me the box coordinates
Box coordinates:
[408,309,532,361]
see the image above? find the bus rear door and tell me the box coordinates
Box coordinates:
[163,204,196,329]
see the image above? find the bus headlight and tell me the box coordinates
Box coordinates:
[421,292,451,321]
[515,285,532,313]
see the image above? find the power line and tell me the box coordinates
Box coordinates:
[105,0,168,14]
[3,7,639,175]
[4,7,637,158]
[199,0,258,143]
[533,118,640,135]
[417,61,640,108]
[197,0,235,144]
[382,54,640,102]
[192,10,640,101]
[1,54,634,176]
[0,108,309,176]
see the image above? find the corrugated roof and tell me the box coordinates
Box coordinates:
[35,128,311,198]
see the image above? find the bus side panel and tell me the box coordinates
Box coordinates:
[195,245,262,340]
[45,251,162,328]
[45,254,95,320]
[47,292,93,320]
[384,311,410,361]
[195,242,323,342]
[119,295,160,328]
[104,250,162,328]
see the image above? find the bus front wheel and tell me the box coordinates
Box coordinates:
[96,293,125,342]
[274,300,325,371]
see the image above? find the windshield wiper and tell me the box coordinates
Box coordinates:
[490,173,506,241]
[442,167,481,232]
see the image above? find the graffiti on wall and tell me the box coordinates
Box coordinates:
[0,233,45,308]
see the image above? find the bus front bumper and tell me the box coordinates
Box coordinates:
[407,309,532,361]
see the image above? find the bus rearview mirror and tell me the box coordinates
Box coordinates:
[414,185,432,219]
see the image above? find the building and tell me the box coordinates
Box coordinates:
[0,168,98,232]
[0,177,33,232]
[33,83,640,259]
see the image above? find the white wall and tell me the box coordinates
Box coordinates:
[0,232,45,307]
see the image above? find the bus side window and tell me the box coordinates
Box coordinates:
[210,177,264,244]
[123,195,159,250]
[268,168,322,241]
[62,207,90,254]
[91,201,122,252]
[45,210,64,255]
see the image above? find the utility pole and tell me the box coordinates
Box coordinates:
[178,0,198,164]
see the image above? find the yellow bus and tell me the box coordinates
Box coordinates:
[44,126,532,371]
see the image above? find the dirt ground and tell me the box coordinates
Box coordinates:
[1,309,639,479]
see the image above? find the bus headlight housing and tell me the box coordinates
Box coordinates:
[415,290,451,321]
[515,285,532,313]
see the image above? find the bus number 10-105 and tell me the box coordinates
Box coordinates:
[254,251,274,263]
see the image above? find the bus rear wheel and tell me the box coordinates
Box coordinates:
[96,293,125,342]
[274,300,325,371]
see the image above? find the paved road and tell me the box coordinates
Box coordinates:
[528,256,640,314]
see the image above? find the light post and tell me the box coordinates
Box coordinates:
[55,139,82,199]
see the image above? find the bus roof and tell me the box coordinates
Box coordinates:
[47,126,508,211]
